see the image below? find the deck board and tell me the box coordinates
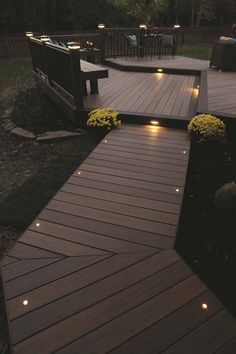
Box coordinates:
[1,124,236,353]
[83,69,196,119]
[108,56,236,118]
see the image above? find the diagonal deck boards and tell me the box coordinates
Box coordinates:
[1,124,236,353]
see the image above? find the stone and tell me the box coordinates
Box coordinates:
[214,182,236,211]
[10,127,36,140]
[1,106,13,120]
[36,130,81,142]
[2,120,16,131]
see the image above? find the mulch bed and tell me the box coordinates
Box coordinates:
[176,121,236,316]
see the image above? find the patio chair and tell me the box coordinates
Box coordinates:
[125,34,142,60]
[161,34,176,57]
[145,34,163,59]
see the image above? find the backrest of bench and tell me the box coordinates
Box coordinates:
[46,43,74,96]
[28,37,84,118]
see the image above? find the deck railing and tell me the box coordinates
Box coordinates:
[29,37,84,123]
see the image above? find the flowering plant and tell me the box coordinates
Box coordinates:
[87,107,121,131]
[187,114,226,141]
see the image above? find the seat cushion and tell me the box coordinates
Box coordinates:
[126,35,138,47]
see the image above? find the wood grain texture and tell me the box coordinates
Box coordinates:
[83,67,196,119]
[1,124,236,354]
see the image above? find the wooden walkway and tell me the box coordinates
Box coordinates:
[2,124,236,353]
[108,56,236,118]
[84,68,197,119]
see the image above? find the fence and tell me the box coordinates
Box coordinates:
[0,27,234,60]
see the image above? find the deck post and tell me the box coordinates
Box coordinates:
[98,24,106,64]
[139,24,146,58]
[40,35,51,83]
[68,42,84,110]
[25,32,35,71]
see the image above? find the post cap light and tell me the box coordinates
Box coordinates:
[139,24,147,30]
[40,35,50,42]
[67,42,80,50]
[25,31,34,37]
[98,23,105,29]
[174,24,181,29]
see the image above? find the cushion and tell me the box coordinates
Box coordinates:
[126,35,138,47]
[219,36,235,43]
[59,42,67,48]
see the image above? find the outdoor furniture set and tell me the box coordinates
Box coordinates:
[125,33,176,60]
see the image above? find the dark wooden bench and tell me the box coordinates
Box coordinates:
[80,60,108,95]
[28,36,109,125]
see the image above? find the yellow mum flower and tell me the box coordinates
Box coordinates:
[87,107,121,131]
[188,114,226,140]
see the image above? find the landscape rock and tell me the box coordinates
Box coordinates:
[36,130,81,142]
[214,182,236,211]
[1,120,16,131]
[1,107,13,120]
[10,127,36,139]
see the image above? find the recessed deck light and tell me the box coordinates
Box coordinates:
[176,188,180,192]
[202,303,208,309]
[104,140,108,143]
[77,171,81,175]
[23,300,29,306]
[157,69,163,73]
[36,222,40,227]
[150,120,159,126]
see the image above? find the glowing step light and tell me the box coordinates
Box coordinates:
[150,120,159,126]
[157,68,163,73]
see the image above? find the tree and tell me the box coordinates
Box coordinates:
[116,0,167,26]
[195,0,215,28]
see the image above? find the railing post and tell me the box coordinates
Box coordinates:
[174,25,181,54]
[98,24,106,64]
[68,42,84,110]
[139,24,147,58]
[40,35,51,84]
[25,32,35,71]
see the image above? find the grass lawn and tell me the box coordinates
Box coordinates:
[177,43,212,60]
[0,58,32,91]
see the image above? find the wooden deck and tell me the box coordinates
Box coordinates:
[108,56,236,118]
[84,68,197,119]
[2,124,236,353]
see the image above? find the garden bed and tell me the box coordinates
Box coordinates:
[176,120,236,316]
